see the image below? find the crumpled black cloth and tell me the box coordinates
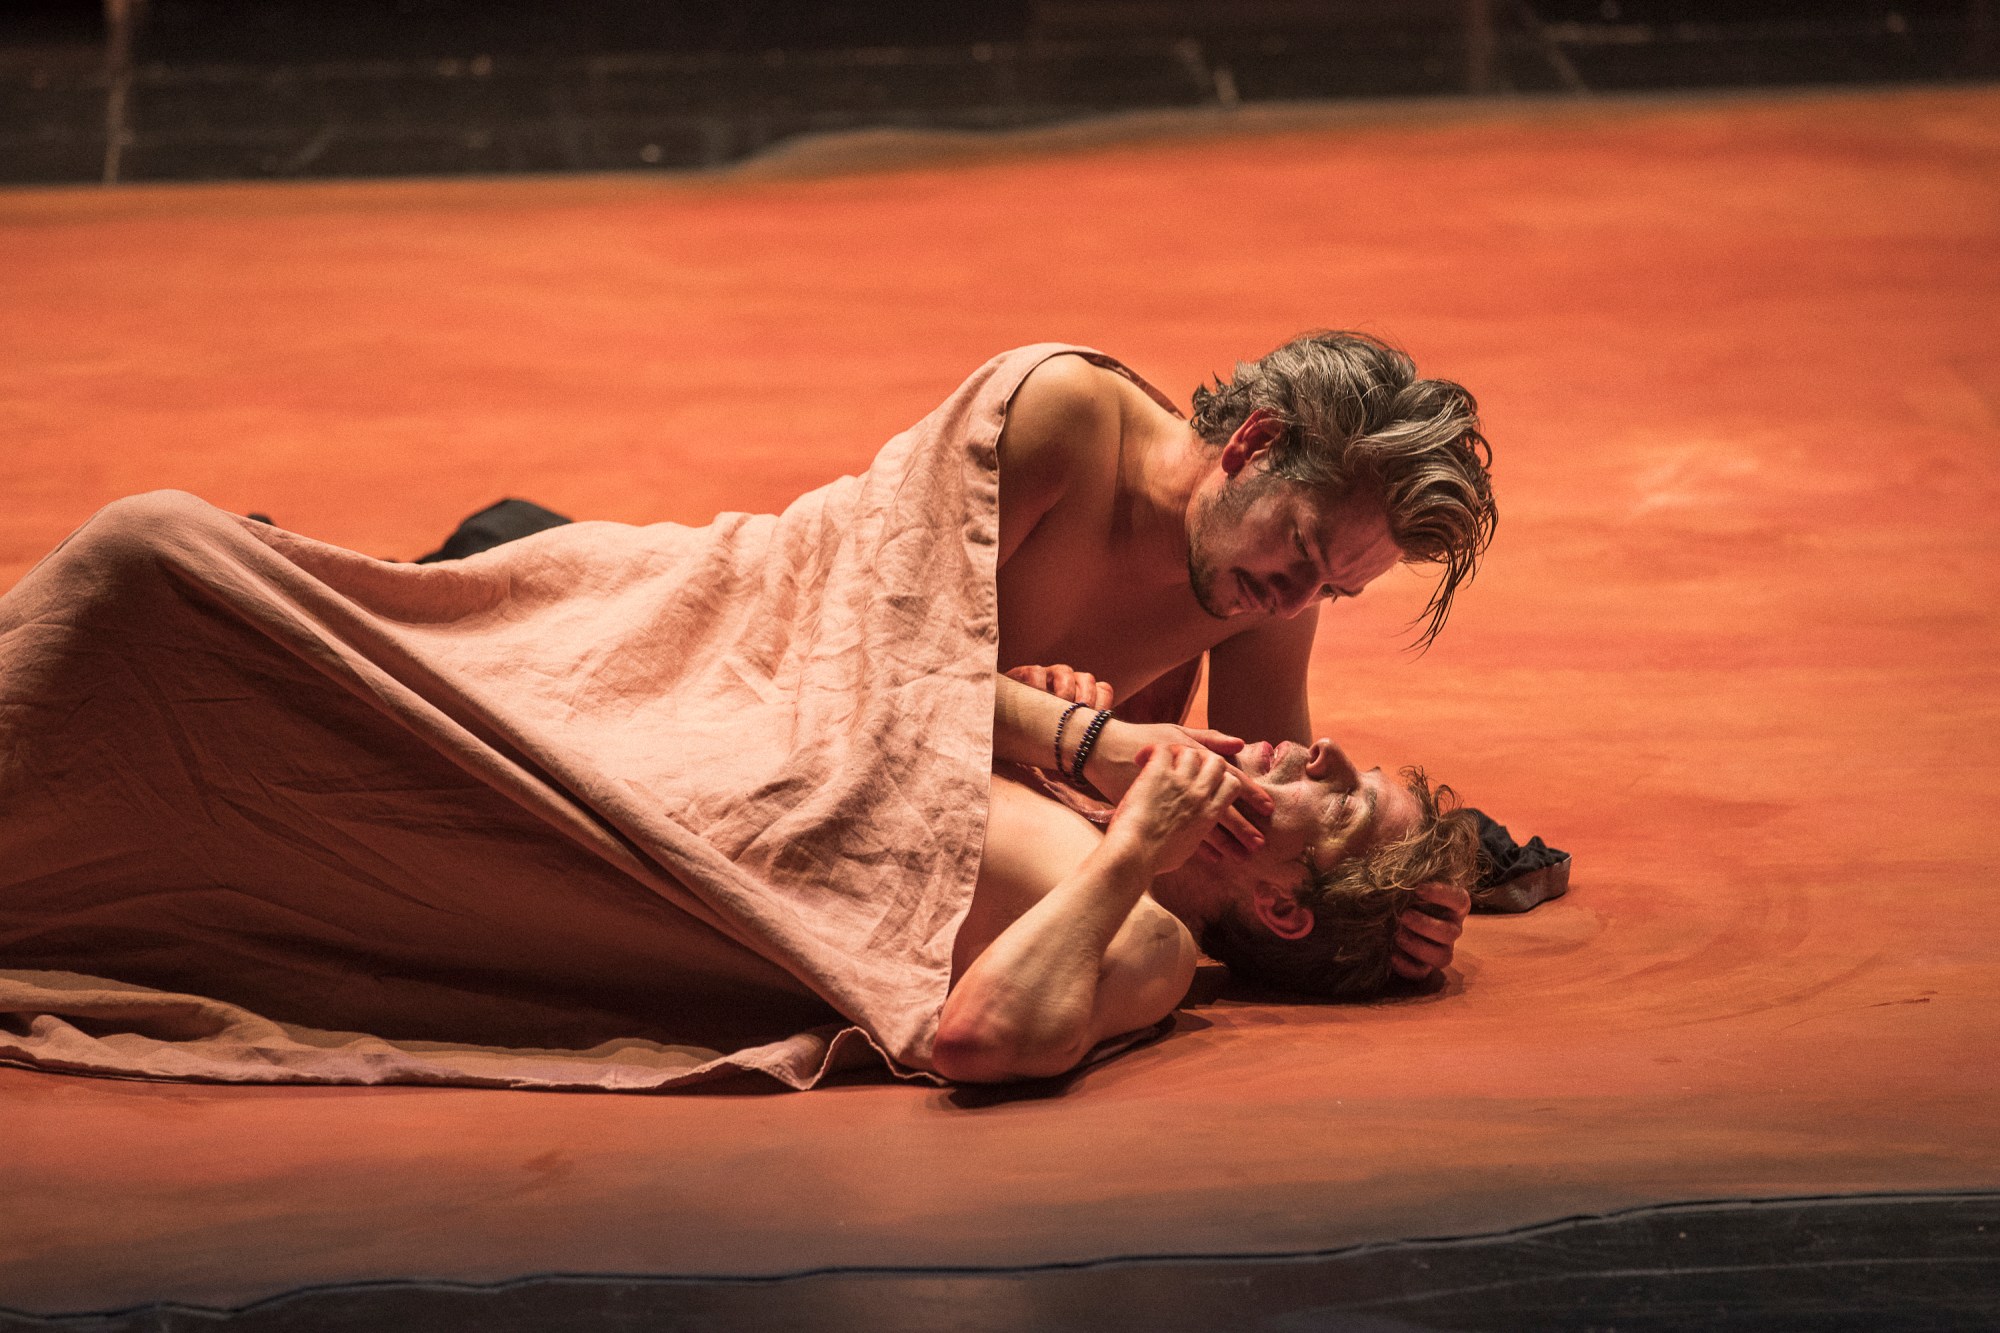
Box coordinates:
[415,498,574,563]
[1467,808,1571,914]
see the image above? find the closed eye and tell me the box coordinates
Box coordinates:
[1293,529,1328,598]
[1307,791,1358,868]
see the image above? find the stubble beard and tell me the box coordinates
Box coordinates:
[1187,551,1229,620]
[1186,475,1256,621]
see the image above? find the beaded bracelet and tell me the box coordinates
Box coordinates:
[1069,706,1115,783]
[1053,701,1087,775]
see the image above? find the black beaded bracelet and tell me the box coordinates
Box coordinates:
[1053,701,1086,775]
[1069,706,1115,783]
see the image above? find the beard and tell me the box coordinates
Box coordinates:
[1185,550,1230,621]
[1185,471,1264,620]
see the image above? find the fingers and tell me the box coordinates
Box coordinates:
[1412,881,1472,923]
[1041,664,1102,707]
[1006,663,1107,707]
[1179,732,1271,816]
[1399,906,1463,947]
[1391,950,1436,980]
[1182,751,1258,862]
[1005,665,1050,692]
[1146,745,1264,861]
[1393,937,1452,975]
[1236,779,1274,818]
[1393,933,1453,974]
[1191,746,1234,794]
[1208,804,1265,860]
[1392,904,1464,978]
[1063,671,1101,707]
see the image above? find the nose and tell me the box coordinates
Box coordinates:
[1305,738,1363,789]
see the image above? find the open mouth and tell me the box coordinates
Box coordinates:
[1235,740,1278,777]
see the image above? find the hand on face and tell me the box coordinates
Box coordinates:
[1230,737,1378,871]
[1082,721,1271,860]
[1003,662,1274,859]
[1106,744,1250,874]
[1235,736,1421,876]
[1219,737,1474,982]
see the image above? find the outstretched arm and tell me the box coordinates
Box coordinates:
[932,747,1237,1083]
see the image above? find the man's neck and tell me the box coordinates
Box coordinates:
[1147,861,1229,936]
[1113,404,1213,589]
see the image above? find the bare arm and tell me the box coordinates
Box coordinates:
[931,747,1236,1083]
[994,354,1116,566]
[1205,607,1319,744]
[993,668,1272,861]
[988,356,1130,753]
[992,668,1112,773]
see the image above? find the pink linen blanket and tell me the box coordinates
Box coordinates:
[0,345,1106,1091]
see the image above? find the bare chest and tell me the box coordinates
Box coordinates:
[996,516,1229,701]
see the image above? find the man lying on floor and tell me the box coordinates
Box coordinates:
[945,675,1475,1081]
[0,341,1492,1088]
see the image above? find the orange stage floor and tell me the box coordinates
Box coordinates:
[3,86,1998,1316]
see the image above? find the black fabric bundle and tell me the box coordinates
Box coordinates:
[415,499,575,563]
[1469,810,1571,913]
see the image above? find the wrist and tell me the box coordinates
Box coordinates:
[1068,706,1115,784]
[1078,717,1131,788]
[1096,819,1164,877]
[1051,701,1088,776]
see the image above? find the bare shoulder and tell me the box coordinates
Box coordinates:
[996,357,1126,529]
[1002,354,1125,455]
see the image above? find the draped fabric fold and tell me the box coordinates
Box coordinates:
[0,344,1112,1091]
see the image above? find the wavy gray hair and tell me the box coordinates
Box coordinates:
[1191,331,1497,649]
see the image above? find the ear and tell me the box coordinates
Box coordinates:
[1219,409,1284,478]
[1248,883,1315,942]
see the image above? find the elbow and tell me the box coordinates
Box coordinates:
[930,1013,1087,1085]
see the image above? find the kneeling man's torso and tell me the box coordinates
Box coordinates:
[994,356,1237,707]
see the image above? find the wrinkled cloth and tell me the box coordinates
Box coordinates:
[0,344,1116,1091]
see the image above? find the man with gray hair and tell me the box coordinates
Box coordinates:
[985,333,1497,979]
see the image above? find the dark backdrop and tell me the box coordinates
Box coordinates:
[2,0,1993,183]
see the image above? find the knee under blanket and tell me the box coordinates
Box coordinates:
[0,344,1114,1091]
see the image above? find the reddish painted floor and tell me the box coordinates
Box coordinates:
[3,86,1997,1315]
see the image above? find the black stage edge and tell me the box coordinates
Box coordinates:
[8,1191,1997,1332]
